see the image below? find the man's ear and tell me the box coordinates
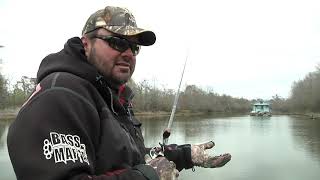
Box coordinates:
[81,36,90,57]
[81,36,89,48]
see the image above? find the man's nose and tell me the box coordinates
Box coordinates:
[121,48,135,58]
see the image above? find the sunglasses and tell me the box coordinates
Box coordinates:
[92,35,140,56]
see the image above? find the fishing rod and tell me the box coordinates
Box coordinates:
[162,53,188,146]
[149,53,189,159]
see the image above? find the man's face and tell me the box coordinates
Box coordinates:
[84,29,137,85]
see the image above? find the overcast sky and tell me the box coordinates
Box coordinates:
[0,0,320,100]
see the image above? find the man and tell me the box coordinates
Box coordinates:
[7,6,231,180]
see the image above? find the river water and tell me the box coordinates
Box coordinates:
[1,115,320,180]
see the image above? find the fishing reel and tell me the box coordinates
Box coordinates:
[149,128,171,159]
[149,145,164,159]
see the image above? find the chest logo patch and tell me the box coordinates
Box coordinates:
[43,132,90,165]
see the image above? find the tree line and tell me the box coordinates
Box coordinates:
[0,76,36,109]
[0,75,251,113]
[286,65,320,113]
[128,80,251,113]
[258,64,320,114]
[1,64,319,114]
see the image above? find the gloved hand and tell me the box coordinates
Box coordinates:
[162,141,231,171]
[145,155,179,180]
[191,141,231,168]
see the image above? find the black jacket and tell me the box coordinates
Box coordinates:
[7,37,158,180]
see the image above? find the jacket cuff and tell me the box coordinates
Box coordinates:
[178,144,194,170]
[164,144,194,171]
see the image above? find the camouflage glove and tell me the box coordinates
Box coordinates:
[145,155,179,180]
[162,141,231,171]
[191,141,231,168]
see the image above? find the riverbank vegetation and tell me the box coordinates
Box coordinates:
[1,64,319,118]
[268,65,320,118]
[0,75,252,117]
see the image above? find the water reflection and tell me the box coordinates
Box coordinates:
[140,115,320,180]
[0,120,10,149]
[289,116,320,162]
[0,118,16,180]
[139,115,235,146]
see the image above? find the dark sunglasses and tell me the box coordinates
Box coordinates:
[92,35,140,56]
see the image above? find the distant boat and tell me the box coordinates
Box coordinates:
[250,101,272,116]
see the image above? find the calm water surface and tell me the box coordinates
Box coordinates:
[1,115,320,180]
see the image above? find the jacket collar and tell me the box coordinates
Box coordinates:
[95,75,134,115]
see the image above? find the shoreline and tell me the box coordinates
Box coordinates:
[134,111,207,117]
[272,112,320,119]
[1,108,319,120]
[288,113,320,120]
[0,108,20,119]
[0,109,238,120]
